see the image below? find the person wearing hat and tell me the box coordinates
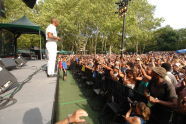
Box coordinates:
[144,67,178,124]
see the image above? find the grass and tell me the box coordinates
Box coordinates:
[55,71,100,124]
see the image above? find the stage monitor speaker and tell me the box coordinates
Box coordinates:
[0,65,17,95]
[0,60,4,68]
[15,56,27,67]
[0,58,17,70]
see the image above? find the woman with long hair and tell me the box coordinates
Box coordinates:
[124,102,151,124]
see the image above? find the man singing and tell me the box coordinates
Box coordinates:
[46,18,61,77]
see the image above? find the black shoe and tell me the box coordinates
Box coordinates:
[47,74,57,77]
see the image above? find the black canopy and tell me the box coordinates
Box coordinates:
[0,16,45,36]
[0,16,45,59]
[22,0,37,9]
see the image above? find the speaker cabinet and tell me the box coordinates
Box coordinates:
[0,58,17,70]
[15,56,27,67]
[0,65,17,95]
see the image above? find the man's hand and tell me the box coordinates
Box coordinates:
[148,96,159,104]
[47,32,61,41]
[56,37,61,41]
[69,109,88,123]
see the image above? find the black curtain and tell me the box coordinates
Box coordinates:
[0,30,15,57]
[0,0,5,17]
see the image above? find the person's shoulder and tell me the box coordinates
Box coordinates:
[132,116,141,124]
[47,24,52,28]
[167,72,176,78]
[164,80,174,88]
[46,24,55,30]
[126,116,141,124]
[164,80,177,93]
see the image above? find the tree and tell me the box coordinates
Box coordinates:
[125,0,162,53]
[1,0,162,54]
[154,25,180,51]
[177,28,186,49]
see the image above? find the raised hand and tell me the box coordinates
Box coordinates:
[69,109,88,123]
[56,109,88,124]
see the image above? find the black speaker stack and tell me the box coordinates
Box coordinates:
[0,58,17,70]
[0,57,27,70]
[0,65,17,95]
[15,56,27,67]
[0,56,27,95]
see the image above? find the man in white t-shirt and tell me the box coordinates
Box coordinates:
[161,63,178,87]
[46,18,61,77]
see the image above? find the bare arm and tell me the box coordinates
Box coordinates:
[152,59,156,67]
[56,118,69,124]
[47,32,60,41]
[124,107,141,124]
[157,98,177,108]
[136,76,143,81]
[85,65,94,71]
[125,117,141,124]
[119,72,125,78]
[101,63,113,71]
[125,107,132,118]
[56,109,88,124]
[139,62,151,81]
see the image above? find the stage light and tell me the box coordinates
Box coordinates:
[115,0,131,56]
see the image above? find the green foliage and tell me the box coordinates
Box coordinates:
[1,0,164,53]
[152,25,186,51]
[177,28,186,49]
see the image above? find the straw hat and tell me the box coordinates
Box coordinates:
[152,67,167,78]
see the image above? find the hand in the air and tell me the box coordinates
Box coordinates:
[69,109,88,123]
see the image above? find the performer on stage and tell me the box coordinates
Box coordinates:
[46,18,61,77]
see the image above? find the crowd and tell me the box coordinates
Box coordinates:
[57,52,186,124]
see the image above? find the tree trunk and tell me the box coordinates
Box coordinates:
[71,45,74,52]
[74,41,78,54]
[109,45,112,55]
[91,38,94,54]
[94,33,99,55]
[136,41,139,54]
[94,39,97,55]
[142,44,146,53]
[101,38,104,53]
[104,39,107,52]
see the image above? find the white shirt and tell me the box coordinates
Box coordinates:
[46,24,57,42]
[167,72,178,87]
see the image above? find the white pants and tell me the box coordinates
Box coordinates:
[46,42,57,75]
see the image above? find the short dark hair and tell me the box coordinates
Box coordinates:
[126,69,134,75]
[161,63,171,71]
[127,62,134,69]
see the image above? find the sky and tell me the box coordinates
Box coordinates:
[148,0,186,29]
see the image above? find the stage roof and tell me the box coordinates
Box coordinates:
[0,16,45,36]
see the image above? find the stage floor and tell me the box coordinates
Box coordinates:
[0,60,57,124]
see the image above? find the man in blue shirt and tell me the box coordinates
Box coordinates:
[62,58,67,80]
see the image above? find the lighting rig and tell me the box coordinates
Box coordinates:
[115,0,131,56]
